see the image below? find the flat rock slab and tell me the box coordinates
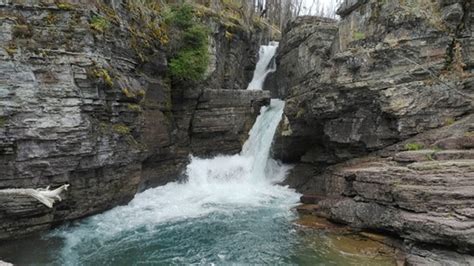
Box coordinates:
[394,150,438,162]
[300,194,326,204]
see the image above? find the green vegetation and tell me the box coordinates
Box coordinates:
[465,131,474,137]
[45,12,58,24]
[166,4,210,82]
[127,104,142,112]
[113,124,131,135]
[164,4,194,29]
[12,24,32,38]
[93,68,113,87]
[121,87,145,99]
[56,1,75,10]
[169,48,209,81]
[90,15,109,33]
[0,117,7,127]
[450,42,467,78]
[404,143,424,151]
[445,117,455,126]
[353,31,366,41]
[5,43,17,56]
[296,108,305,119]
[122,88,134,98]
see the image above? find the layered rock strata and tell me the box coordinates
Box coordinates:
[274,0,474,262]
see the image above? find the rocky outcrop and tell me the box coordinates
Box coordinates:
[266,16,338,98]
[275,0,474,262]
[0,0,270,239]
[297,116,474,262]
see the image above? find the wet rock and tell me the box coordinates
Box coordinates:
[406,246,474,265]
[300,194,325,204]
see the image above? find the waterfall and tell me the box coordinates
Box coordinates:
[49,42,300,265]
[247,41,279,91]
[186,99,288,187]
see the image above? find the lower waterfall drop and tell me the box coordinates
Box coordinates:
[51,98,301,265]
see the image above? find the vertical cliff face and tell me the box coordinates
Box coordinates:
[273,0,474,261]
[275,0,473,173]
[0,0,270,239]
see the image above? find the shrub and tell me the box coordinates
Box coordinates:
[170,49,209,81]
[166,4,210,82]
[165,4,194,29]
[183,25,209,48]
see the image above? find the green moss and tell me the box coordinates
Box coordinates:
[113,124,131,135]
[90,15,109,33]
[404,143,424,151]
[13,24,32,38]
[127,103,142,112]
[426,152,435,161]
[0,117,7,127]
[56,2,75,10]
[296,108,305,119]
[445,117,455,126]
[126,135,147,151]
[225,31,234,40]
[353,31,366,41]
[465,131,474,137]
[122,88,134,98]
[99,122,110,134]
[5,43,17,56]
[93,68,113,87]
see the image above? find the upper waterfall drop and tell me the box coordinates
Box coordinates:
[247,41,279,91]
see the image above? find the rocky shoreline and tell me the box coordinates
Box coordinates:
[273,0,474,263]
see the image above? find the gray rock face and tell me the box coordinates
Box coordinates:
[206,19,271,91]
[0,1,270,239]
[266,16,338,98]
[274,0,474,262]
[275,0,474,168]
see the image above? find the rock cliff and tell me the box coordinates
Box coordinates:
[0,0,270,239]
[274,0,474,262]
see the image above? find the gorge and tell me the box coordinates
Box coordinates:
[1,0,474,265]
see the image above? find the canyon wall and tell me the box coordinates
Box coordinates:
[274,0,474,262]
[0,0,270,239]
